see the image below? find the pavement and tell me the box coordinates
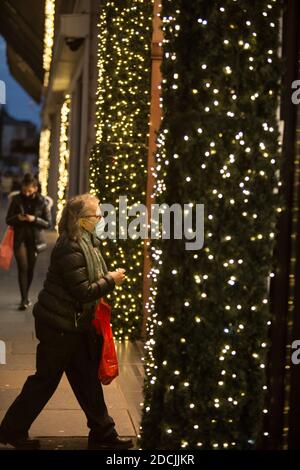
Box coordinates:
[0,200,144,450]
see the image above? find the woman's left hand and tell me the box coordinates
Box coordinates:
[24,215,36,222]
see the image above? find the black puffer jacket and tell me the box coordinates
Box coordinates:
[6,193,51,249]
[33,232,116,333]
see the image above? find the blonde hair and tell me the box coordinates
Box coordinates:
[58,193,99,240]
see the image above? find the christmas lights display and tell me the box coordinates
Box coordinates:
[43,0,55,87]
[38,128,51,196]
[90,0,153,340]
[56,94,71,229]
[140,0,283,449]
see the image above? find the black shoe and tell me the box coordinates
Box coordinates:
[18,302,28,311]
[88,435,133,450]
[0,435,40,450]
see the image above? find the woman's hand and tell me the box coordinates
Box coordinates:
[107,269,126,285]
[24,215,36,222]
[17,214,35,222]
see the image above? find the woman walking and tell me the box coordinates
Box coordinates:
[0,193,132,450]
[6,173,51,310]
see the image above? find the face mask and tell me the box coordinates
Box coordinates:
[94,218,106,238]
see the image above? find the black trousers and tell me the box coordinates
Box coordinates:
[14,241,37,303]
[0,319,117,441]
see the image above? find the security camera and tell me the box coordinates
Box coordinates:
[65,37,84,51]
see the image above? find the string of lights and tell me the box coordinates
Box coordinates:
[90,0,154,340]
[38,129,51,196]
[43,0,55,87]
[56,94,71,229]
[140,0,283,450]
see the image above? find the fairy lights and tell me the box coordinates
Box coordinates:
[89,1,153,340]
[38,129,51,196]
[43,0,55,87]
[56,94,71,229]
[141,0,282,450]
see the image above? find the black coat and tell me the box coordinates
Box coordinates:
[6,193,51,250]
[33,232,116,333]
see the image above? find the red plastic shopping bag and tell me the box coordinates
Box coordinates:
[92,298,119,385]
[0,227,14,270]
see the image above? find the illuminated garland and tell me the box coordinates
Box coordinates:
[56,94,71,229]
[38,128,51,196]
[43,0,55,87]
[90,0,153,340]
[141,0,283,449]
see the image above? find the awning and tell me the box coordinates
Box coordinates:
[0,0,45,102]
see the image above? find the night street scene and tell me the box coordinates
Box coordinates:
[0,0,300,467]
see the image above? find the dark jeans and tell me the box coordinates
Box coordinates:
[14,241,37,303]
[0,319,117,441]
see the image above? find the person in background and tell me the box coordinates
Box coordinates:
[6,173,51,310]
[0,193,132,450]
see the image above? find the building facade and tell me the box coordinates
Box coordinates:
[40,0,102,224]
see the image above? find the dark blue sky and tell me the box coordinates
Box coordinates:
[0,36,41,128]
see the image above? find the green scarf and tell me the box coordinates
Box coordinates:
[79,229,108,282]
[77,229,108,327]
